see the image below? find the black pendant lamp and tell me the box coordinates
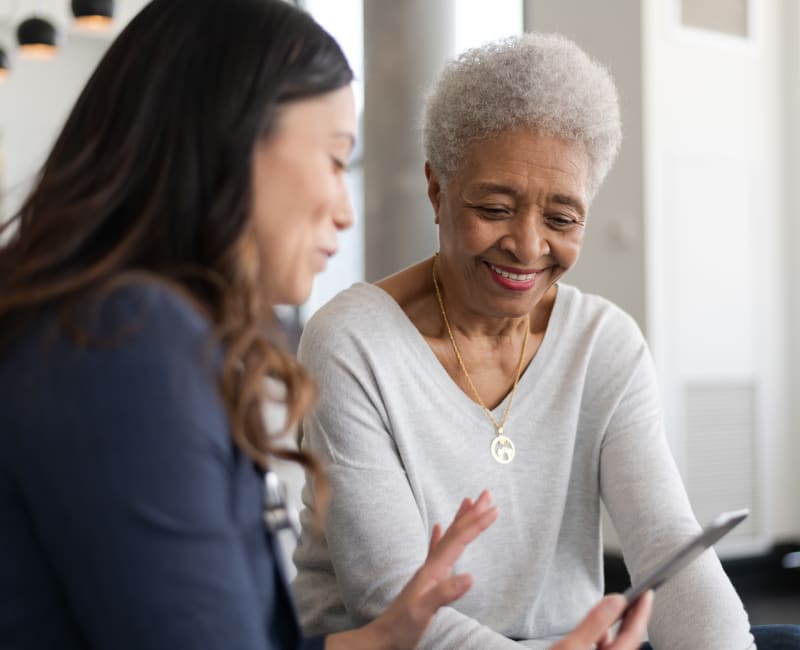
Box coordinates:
[0,47,9,80]
[17,17,59,59]
[72,0,115,30]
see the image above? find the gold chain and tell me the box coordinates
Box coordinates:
[431,253,529,440]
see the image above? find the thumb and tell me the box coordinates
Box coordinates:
[413,573,473,621]
[568,595,627,646]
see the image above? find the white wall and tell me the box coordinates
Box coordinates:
[645,0,794,550]
[0,35,104,217]
[0,0,151,219]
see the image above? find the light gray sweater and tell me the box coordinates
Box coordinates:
[292,282,754,649]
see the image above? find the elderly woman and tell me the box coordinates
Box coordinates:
[291,34,755,648]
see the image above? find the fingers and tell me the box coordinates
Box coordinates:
[558,591,653,650]
[609,591,653,649]
[561,594,628,648]
[427,523,443,558]
[374,571,476,649]
[595,628,613,649]
[426,491,497,571]
[427,494,480,556]
[368,492,496,650]
[417,509,498,586]
[409,491,497,599]
[426,494,481,559]
[454,497,473,519]
[552,591,653,650]
[443,491,495,544]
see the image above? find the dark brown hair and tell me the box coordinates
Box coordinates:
[0,0,353,517]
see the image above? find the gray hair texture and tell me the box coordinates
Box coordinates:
[423,32,622,201]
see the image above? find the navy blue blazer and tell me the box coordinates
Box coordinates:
[0,284,323,650]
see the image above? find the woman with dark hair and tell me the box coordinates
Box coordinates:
[0,1,652,649]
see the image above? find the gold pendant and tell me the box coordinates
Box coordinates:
[491,435,515,464]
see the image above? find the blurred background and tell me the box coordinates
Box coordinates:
[1,0,798,623]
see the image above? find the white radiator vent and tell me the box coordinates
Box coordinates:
[684,383,758,543]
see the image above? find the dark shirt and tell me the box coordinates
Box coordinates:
[0,284,323,650]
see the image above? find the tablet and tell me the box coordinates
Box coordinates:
[622,508,749,604]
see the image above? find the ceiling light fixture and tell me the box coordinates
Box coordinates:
[71,0,115,30]
[0,47,9,79]
[17,16,59,59]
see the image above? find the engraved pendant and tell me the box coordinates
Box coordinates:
[490,434,515,464]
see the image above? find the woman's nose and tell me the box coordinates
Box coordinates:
[504,217,550,263]
[333,188,355,231]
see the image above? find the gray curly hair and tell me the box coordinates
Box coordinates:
[423,32,621,202]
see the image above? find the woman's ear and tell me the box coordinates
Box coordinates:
[425,161,441,224]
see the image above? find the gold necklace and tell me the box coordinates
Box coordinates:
[432,253,529,464]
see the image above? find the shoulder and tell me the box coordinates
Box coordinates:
[4,280,222,432]
[555,283,645,349]
[1,281,231,475]
[550,283,651,386]
[304,282,390,328]
[2,280,214,372]
[553,285,659,411]
[89,280,213,346]
[57,282,219,393]
[299,283,402,361]
[74,281,218,395]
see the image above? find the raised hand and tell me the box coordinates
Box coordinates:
[326,490,498,650]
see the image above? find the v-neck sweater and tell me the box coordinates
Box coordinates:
[292,282,754,649]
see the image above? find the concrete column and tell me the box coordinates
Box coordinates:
[362,0,455,281]
[778,0,800,539]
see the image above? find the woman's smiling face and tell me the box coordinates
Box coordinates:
[428,129,590,320]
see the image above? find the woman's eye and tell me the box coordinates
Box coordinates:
[547,214,579,228]
[331,157,348,172]
[478,206,511,219]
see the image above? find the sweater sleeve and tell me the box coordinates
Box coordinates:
[598,333,754,650]
[294,315,523,649]
[12,286,310,650]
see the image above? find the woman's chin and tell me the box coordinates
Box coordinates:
[263,282,312,309]
[293,278,318,307]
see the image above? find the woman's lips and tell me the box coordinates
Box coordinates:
[314,248,336,270]
[484,261,540,291]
